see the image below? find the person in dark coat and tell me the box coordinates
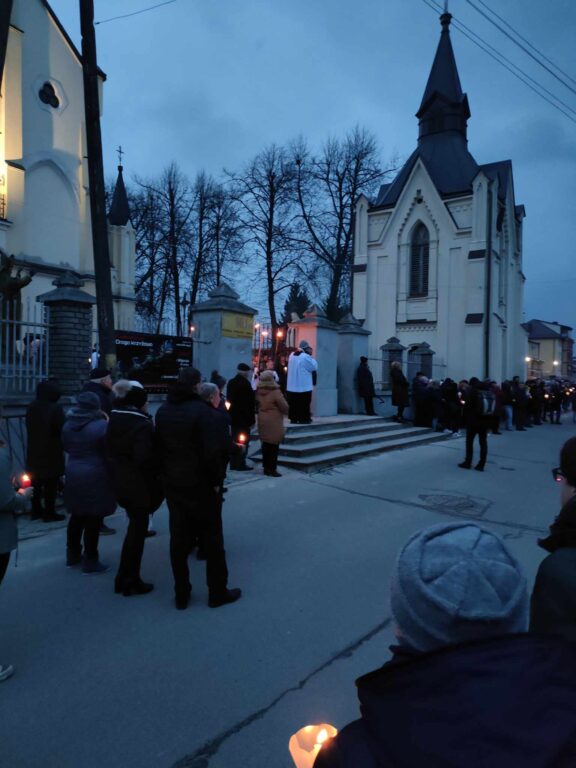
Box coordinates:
[82,368,114,415]
[155,368,241,610]
[314,522,576,768]
[25,379,66,522]
[440,377,460,435]
[0,442,32,682]
[530,437,576,640]
[107,381,162,597]
[390,362,409,422]
[356,357,376,416]
[226,363,256,471]
[458,377,492,471]
[62,392,116,574]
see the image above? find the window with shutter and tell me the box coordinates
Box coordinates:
[409,223,430,298]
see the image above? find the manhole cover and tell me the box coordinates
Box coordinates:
[419,494,486,516]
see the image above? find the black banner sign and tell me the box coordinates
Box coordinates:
[115,331,192,393]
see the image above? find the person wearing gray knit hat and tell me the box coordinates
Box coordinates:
[314,521,576,768]
[391,522,529,651]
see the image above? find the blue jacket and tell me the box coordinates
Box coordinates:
[62,415,116,518]
[314,634,576,768]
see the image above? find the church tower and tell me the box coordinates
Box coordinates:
[108,161,136,330]
[352,11,527,385]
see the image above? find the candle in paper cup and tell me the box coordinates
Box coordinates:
[289,724,337,768]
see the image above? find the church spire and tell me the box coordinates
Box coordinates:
[416,11,471,143]
[108,159,131,226]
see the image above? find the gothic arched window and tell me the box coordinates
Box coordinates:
[409,223,430,298]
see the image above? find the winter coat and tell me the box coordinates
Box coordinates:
[107,407,164,512]
[82,381,114,415]
[287,350,318,393]
[155,382,228,489]
[356,363,375,398]
[390,367,409,407]
[314,634,576,768]
[226,374,256,430]
[530,496,576,641]
[25,381,65,480]
[256,382,289,444]
[0,446,27,555]
[62,413,116,518]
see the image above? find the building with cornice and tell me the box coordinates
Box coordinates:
[0,0,135,331]
[352,12,527,386]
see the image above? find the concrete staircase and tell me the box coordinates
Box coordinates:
[250,416,453,473]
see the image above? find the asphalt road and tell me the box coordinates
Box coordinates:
[1,421,572,768]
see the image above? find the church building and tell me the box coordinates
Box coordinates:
[0,0,136,330]
[352,12,527,386]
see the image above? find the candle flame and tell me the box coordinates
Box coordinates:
[225,400,231,410]
[238,433,247,443]
[316,729,328,746]
[20,473,32,488]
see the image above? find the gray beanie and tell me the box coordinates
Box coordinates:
[390,522,528,652]
[75,392,101,411]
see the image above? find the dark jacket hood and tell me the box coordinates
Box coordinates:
[353,634,576,768]
[167,381,202,405]
[36,380,61,402]
[65,409,105,431]
[539,496,576,552]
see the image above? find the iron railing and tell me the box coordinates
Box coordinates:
[0,298,50,396]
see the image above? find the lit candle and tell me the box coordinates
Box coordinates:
[225,400,231,411]
[237,433,247,444]
[20,473,32,489]
[289,724,337,768]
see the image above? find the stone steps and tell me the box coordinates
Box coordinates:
[250,417,452,473]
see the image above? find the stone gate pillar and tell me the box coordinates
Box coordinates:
[37,272,96,395]
[189,283,257,383]
[337,313,371,414]
[288,305,338,416]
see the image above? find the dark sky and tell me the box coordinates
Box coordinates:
[51,0,576,328]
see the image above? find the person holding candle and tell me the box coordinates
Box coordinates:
[25,379,66,522]
[226,362,256,471]
[156,368,241,610]
[313,522,576,768]
[0,440,33,682]
[256,370,289,477]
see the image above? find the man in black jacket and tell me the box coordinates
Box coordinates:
[156,367,241,610]
[458,377,492,471]
[314,523,576,768]
[226,362,255,471]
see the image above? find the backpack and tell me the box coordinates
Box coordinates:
[476,390,496,417]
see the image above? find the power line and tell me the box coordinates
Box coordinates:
[95,0,177,26]
[422,0,576,125]
[464,0,576,98]
[474,0,576,88]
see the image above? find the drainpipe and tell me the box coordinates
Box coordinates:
[484,181,493,379]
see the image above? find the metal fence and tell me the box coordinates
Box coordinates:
[0,297,50,396]
[0,412,27,474]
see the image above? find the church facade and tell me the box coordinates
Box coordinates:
[0,0,135,330]
[352,12,527,386]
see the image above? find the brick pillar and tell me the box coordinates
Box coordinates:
[37,272,96,395]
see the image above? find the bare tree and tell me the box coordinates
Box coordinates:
[226,145,300,332]
[293,127,390,320]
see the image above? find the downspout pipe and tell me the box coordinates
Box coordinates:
[484,181,493,379]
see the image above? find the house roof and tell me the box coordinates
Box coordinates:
[522,319,573,339]
[108,165,131,226]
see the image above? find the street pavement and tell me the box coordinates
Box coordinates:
[1,421,574,768]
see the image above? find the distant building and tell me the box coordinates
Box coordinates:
[0,0,135,329]
[353,12,527,386]
[522,319,574,380]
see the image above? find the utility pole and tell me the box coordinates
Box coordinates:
[79,0,116,369]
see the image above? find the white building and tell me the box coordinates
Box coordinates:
[353,12,527,386]
[0,0,135,330]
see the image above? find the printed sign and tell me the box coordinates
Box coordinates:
[115,331,192,393]
[221,312,253,340]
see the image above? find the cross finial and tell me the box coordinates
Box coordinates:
[444,0,449,11]
[116,145,124,166]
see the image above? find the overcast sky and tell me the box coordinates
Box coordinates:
[50,0,576,328]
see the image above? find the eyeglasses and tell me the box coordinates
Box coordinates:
[552,467,565,483]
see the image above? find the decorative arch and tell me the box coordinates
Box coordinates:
[409,221,430,298]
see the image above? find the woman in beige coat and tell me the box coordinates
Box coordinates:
[256,370,289,477]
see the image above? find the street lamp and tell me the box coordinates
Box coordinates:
[525,356,531,363]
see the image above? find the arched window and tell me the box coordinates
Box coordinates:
[409,223,430,298]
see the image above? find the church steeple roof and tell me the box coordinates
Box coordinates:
[416,12,471,142]
[108,165,131,226]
